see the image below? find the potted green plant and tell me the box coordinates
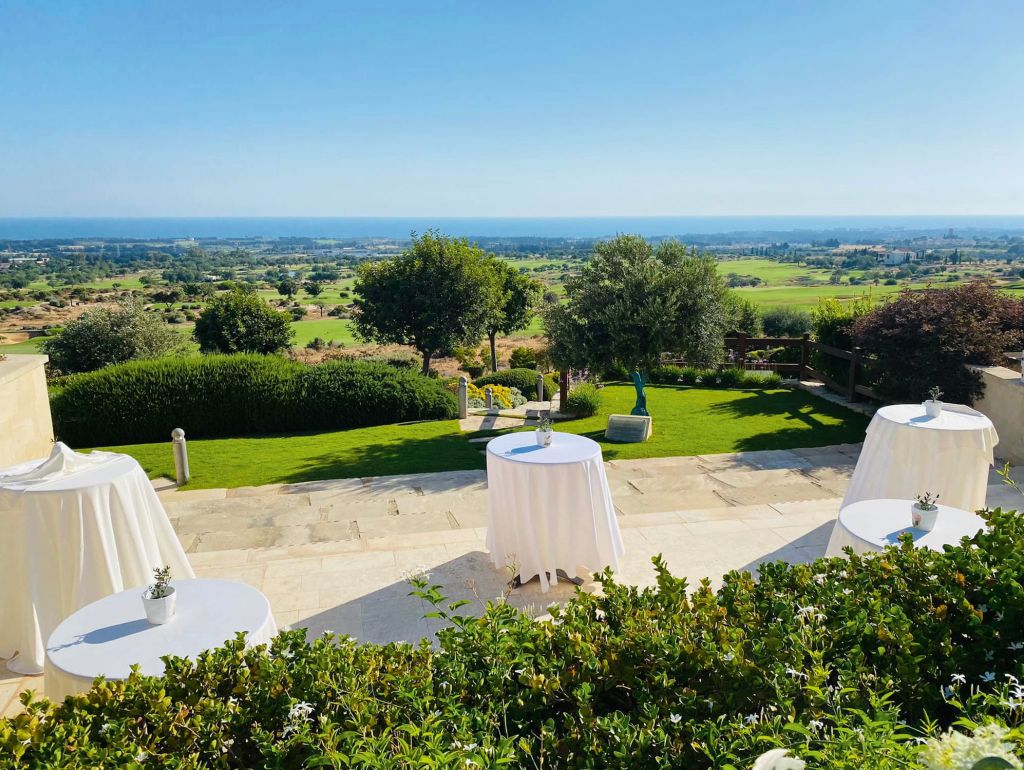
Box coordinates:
[142,565,176,624]
[912,492,940,531]
[535,414,554,447]
[925,385,944,418]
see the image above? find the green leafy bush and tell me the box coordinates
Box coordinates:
[854,282,1024,405]
[41,299,188,374]
[51,355,458,446]
[475,368,556,400]
[193,289,294,354]
[762,305,813,337]
[564,382,602,416]
[6,507,1024,768]
[810,295,874,384]
[508,346,538,370]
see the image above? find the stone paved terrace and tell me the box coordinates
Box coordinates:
[4,443,1023,716]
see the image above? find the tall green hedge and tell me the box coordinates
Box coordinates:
[5,506,1024,767]
[51,355,458,446]
[474,368,557,400]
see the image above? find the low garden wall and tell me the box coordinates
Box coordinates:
[971,364,1024,464]
[0,354,53,466]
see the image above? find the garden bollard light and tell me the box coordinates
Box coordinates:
[458,376,468,419]
[485,386,494,411]
[537,372,544,402]
[171,428,190,486]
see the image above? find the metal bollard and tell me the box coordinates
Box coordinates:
[171,428,190,486]
[485,386,494,411]
[458,376,468,419]
[536,372,544,402]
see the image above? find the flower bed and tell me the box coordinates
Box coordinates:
[5,507,1024,768]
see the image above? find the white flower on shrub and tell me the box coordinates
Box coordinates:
[752,748,805,770]
[283,700,315,736]
[919,723,1022,770]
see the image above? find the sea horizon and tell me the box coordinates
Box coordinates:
[2,215,1024,241]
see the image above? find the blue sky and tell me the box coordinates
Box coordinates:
[1,1,1022,217]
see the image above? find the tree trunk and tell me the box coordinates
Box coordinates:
[421,352,432,376]
[488,332,498,373]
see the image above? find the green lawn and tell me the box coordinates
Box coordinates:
[0,337,46,354]
[289,318,360,346]
[91,385,868,489]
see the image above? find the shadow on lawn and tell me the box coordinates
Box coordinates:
[271,427,486,485]
[707,390,869,452]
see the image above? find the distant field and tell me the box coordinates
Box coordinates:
[735,280,944,308]
[718,258,829,283]
[289,318,360,346]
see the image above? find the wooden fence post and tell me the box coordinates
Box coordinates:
[847,346,861,402]
[559,370,569,412]
[800,333,810,380]
[737,333,748,368]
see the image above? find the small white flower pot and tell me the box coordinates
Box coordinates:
[536,428,553,447]
[142,586,176,624]
[924,400,942,418]
[912,503,939,531]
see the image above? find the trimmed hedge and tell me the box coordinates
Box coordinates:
[475,368,557,400]
[647,364,783,389]
[5,506,1024,768]
[51,355,458,446]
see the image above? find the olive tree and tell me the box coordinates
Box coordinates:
[193,289,294,354]
[42,298,188,374]
[482,258,542,372]
[544,235,729,414]
[353,231,496,375]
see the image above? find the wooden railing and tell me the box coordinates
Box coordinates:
[668,334,881,403]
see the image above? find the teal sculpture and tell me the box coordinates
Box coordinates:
[630,370,649,416]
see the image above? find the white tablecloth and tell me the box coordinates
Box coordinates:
[826,498,985,557]
[485,431,624,592]
[843,403,998,512]
[44,579,276,701]
[0,444,194,675]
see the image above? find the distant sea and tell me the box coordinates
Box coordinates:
[2,216,1024,240]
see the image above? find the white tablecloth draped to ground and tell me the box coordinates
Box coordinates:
[826,498,986,557]
[0,444,194,675]
[842,403,998,512]
[485,431,624,592]
[45,579,276,701]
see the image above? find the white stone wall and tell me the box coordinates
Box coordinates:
[0,354,54,466]
[971,365,1024,465]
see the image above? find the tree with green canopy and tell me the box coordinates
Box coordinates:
[42,298,188,374]
[543,234,729,414]
[482,258,542,372]
[353,231,496,375]
[193,289,294,354]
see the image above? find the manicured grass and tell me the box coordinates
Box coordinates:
[289,318,360,346]
[538,384,869,460]
[93,420,485,489]
[90,385,868,489]
[0,337,46,354]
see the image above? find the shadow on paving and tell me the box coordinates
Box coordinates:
[738,521,834,576]
[293,551,581,646]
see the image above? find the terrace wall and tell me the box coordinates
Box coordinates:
[0,354,54,466]
[971,365,1024,465]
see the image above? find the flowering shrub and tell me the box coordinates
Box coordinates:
[648,364,783,389]
[5,507,1024,767]
[461,382,525,409]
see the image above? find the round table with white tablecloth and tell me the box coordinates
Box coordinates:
[0,443,194,676]
[485,431,624,592]
[44,579,276,701]
[842,403,998,512]
[825,498,986,557]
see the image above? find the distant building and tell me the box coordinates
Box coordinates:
[881,249,914,266]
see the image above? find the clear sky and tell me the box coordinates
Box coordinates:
[2,1,1022,217]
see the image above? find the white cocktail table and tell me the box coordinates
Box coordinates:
[843,403,998,512]
[485,431,624,592]
[44,579,277,702]
[0,445,195,675]
[825,498,986,557]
